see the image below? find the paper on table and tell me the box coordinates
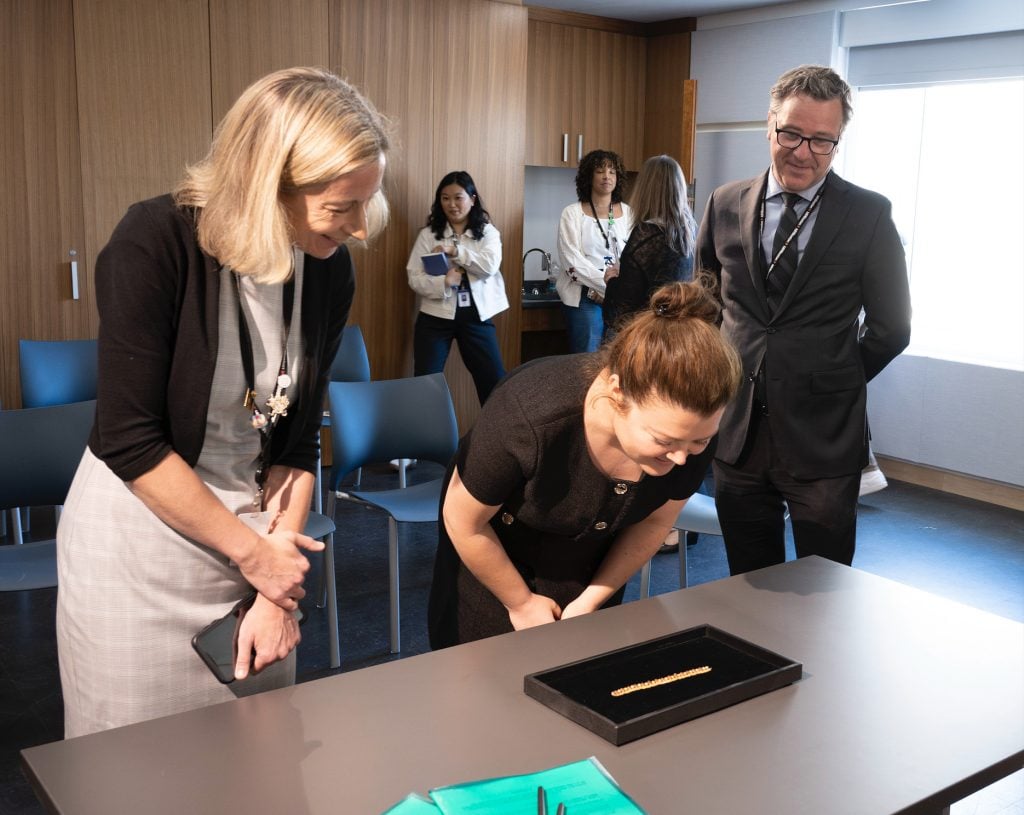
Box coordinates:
[427,757,645,814]
[382,793,442,813]
[422,252,451,276]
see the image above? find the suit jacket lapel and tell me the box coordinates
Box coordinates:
[775,172,851,316]
[740,172,770,311]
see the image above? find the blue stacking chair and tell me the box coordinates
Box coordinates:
[0,401,95,591]
[325,374,458,654]
[316,325,371,513]
[12,339,98,543]
[638,492,723,598]
[19,338,98,408]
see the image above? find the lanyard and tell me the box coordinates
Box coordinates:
[759,177,826,280]
[589,198,615,250]
[233,271,295,509]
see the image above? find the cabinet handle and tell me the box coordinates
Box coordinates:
[577,134,583,162]
[69,249,79,300]
[562,133,568,163]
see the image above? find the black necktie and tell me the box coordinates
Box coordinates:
[766,192,800,314]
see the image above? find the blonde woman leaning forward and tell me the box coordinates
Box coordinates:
[57,68,390,736]
[428,278,742,648]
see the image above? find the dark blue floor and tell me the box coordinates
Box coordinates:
[1,469,1022,814]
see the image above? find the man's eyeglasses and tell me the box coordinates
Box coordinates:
[774,127,839,156]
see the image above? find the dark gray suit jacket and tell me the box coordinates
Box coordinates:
[697,170,911,479]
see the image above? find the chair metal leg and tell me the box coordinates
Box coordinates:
[11,507,24,545]
[638,531,689,600]
[324,530,340,669]
[639,560,652,599]
[314,449,323,514]
[318,492,337,609]
[388,515,400,653]
[678,535,688,589]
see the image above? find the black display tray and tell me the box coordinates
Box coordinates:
[524,624,802,745]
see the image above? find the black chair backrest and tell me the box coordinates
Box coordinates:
[0,400,95,510]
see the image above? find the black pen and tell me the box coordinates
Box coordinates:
[537,785,547,815]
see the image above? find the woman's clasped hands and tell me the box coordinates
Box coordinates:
[233,527,323,679]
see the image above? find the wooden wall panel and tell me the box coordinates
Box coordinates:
[577,27,646,171]
[644,32,695,176]
[209,0,329,125]
[329,0,434,383]
[0,0,87,407]
[73,0,212,300]
[525,20,575,167]
[433,0,527,430]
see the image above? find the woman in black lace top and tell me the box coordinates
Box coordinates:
[603,155,697,337]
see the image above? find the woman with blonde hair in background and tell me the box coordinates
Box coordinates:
[603,155,697,338]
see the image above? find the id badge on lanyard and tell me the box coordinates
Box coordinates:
[457,289,471,308]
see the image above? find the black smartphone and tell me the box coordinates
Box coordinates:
[191,592,258,684]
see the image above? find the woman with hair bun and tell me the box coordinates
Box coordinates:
[428,278,742,648]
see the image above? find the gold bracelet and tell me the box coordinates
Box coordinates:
[610,665,711,697]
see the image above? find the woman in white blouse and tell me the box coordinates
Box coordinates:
[406,171,508,403]
[556,150,633,352]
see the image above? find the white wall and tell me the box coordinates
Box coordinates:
[522,166,577,282]
[689,0,1024,487]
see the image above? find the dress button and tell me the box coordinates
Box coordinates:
[594,521,608,530]
[501,512,514,525]
[614,482,628,495]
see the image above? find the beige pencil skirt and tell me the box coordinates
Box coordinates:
[56,449,294,738]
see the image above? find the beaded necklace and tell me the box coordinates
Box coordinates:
[233,269,295,510]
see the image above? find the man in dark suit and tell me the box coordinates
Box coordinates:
[696,65,911,575]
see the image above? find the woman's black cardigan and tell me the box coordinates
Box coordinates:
[89,194,353,483]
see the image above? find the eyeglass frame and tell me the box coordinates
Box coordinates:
[773,126,840,156]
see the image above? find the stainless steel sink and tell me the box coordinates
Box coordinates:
[522,287,560,307]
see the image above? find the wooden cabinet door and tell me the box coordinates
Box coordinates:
[0,0,88,407]
[575,27,646,170]
[526,20,575,167]
[526,21,646,171]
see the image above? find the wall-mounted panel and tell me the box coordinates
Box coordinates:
[870,356,1024,487]
[691,11,835,125]
[691,129,766,220]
